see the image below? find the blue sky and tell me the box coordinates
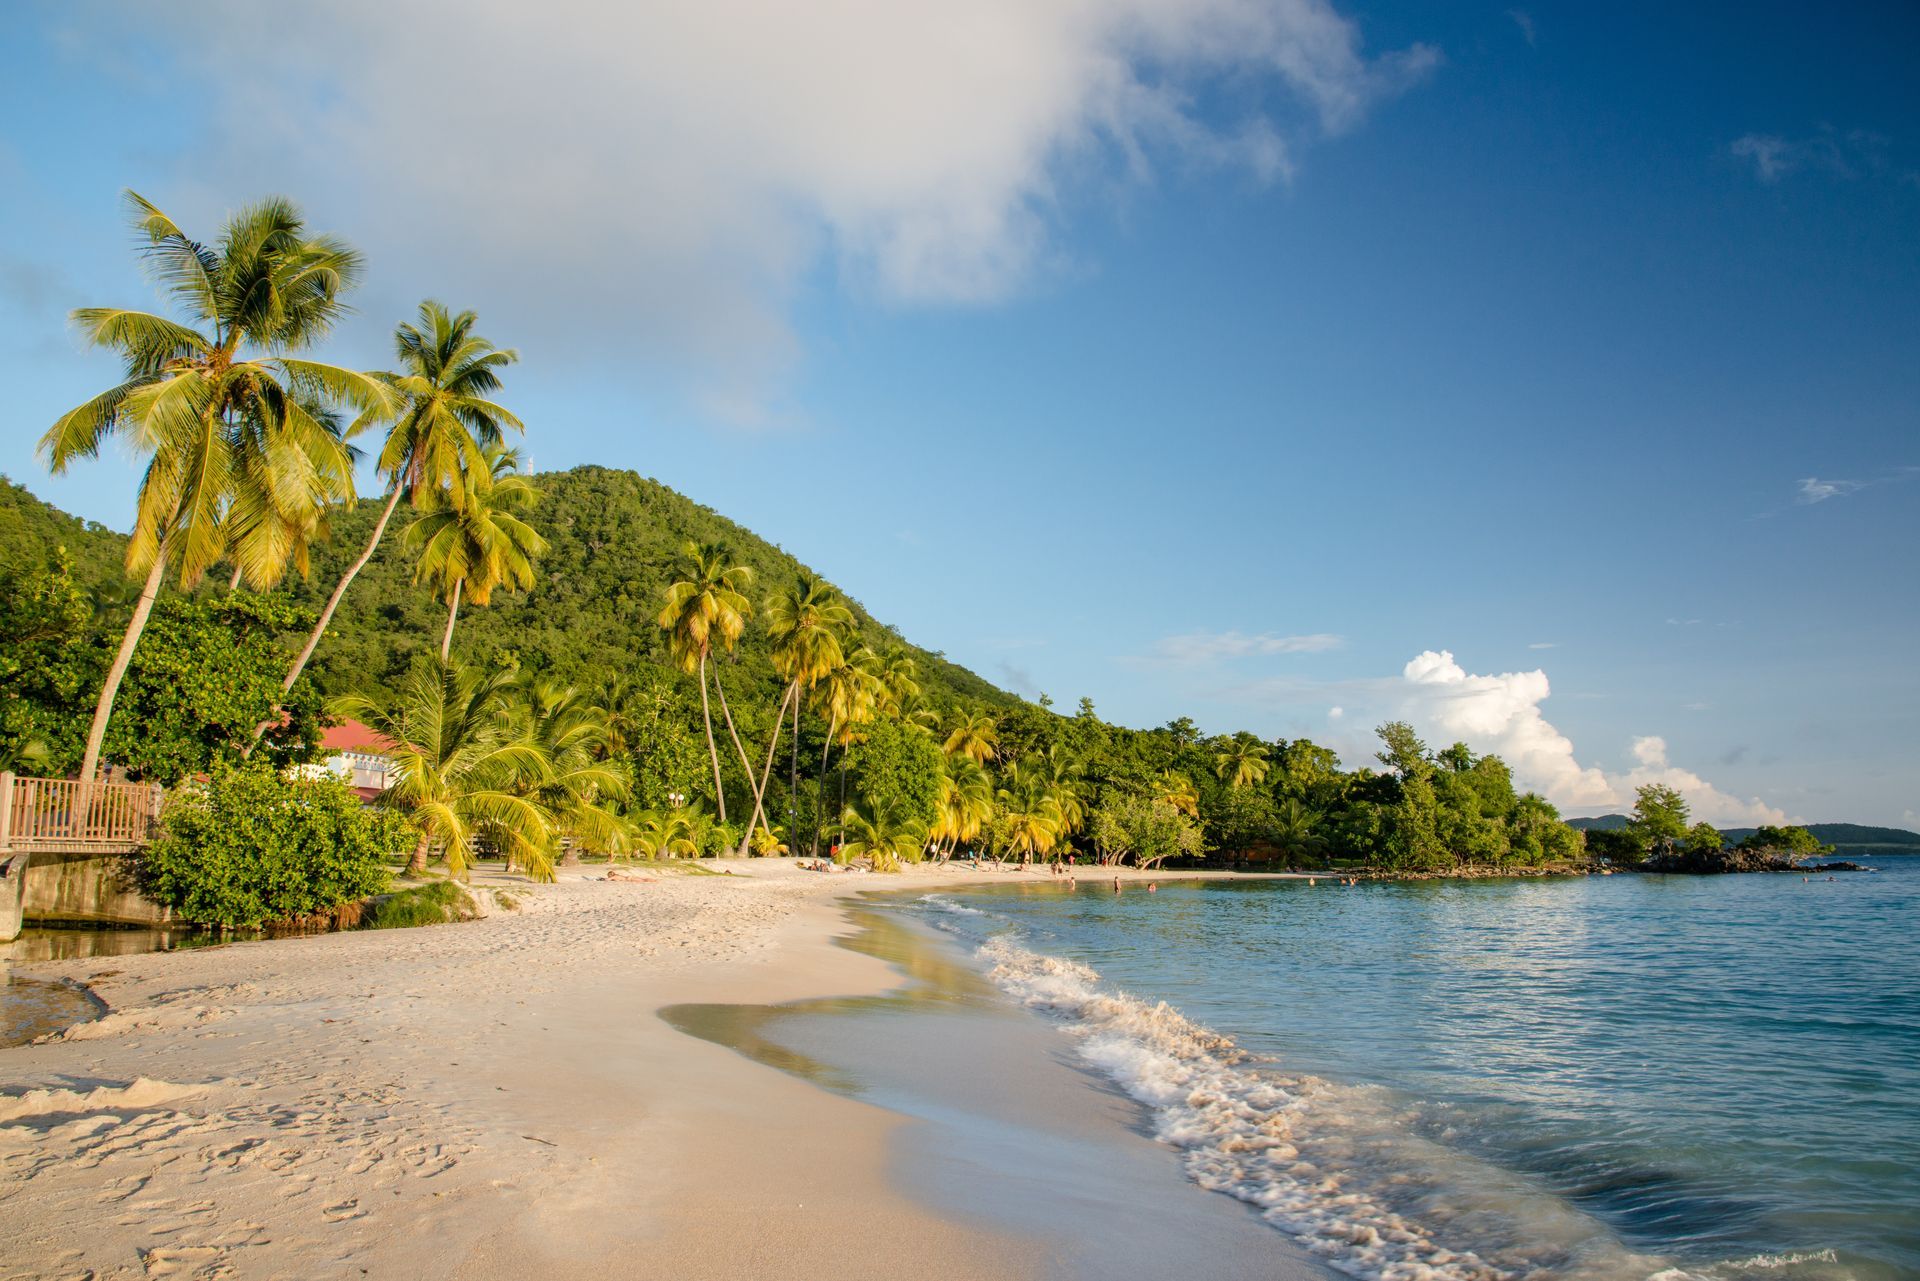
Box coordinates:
[2,2,1915,826]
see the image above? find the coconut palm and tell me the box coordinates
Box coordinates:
[41,191,393,783]
[335,661,552,880]
[1153,770,1200,818]
[749,575,851,853]
[1042,745,1088,840]
[996,760,1063,865]
[749,823,791,857]
[1214,735,1272,789]
[876,650,922,717]
[837,797,927,872]
[1272,797,1326,867]
[280,301,521,697]
[931,754,994,857]
[406,447,546,660]
[516,678,631,864]
[656,541,753,823]
[809,645,882,851]
[631,809,697,860]
[942,711,999,764]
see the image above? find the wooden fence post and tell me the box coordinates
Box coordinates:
[0,771,14,854]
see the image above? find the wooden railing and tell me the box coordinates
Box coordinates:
[0,772,166,852]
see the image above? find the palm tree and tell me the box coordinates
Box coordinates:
[280,301,521,697]
[942,711,999,764]
[996,760,1063,865]
[1215,735,1272,789]
[1153,770,1200,818]
[809,645,881,851]
[876,650,922,717]
[1042,745,1088,843]
[1272,798,1326,867]
[335,661,552,880]
[656,541,753,823]
[516,678,631,865]
[931,754,994,857]
[752,575,850,853]
[837,797,927,872]
[42,191,393,783]
[406,446,546,659]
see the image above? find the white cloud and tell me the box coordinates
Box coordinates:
[1400,650,1617,807]
[70,0,1437,418]
[1618,736,1788,827]
[1505,9,1536,47]
[1731,128,1905,185]
[1241,650,1791,825]
[1798,476,1865,504]
[1527,641,1557,650]
[1149,629,1346,663]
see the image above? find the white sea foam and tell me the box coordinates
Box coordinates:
[978,936,1738,1281]
[916,894,988,917]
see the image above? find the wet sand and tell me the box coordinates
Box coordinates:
[0,861,1322,1279]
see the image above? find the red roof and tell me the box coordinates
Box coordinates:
[320,719,395,755]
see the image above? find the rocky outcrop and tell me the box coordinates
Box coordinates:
[1637,844,1858,874]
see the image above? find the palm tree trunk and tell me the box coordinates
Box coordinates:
[744,682,797,856]
[697,650,726,824]
[228,565,243,591]
[439,579,462,662]
[816,714,838,856]
[77,545,170,784]
[407,832,431,876]
[790,696,801,849]
[279,480,405,698]
[710,665,765,856]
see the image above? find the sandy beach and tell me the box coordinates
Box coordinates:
[1,862,1325,1280]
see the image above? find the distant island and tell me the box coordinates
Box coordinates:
[1568,817,1919,858]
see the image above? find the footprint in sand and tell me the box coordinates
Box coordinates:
[138,1244,226,1277]
[322,1199,365,1222]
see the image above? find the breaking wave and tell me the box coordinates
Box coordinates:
[977,935,1856,1281]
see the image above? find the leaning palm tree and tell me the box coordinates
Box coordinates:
[656,541,753,823]
[279,301,521,698]
[1214,735,1272,790]
[41,190,394,783]
[748,575,850,854]
[406,447,546,660]
[335,661,552,880]
[942,711,999,764]
[837,797,928,872]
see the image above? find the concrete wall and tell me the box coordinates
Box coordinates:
[17,848,171,928]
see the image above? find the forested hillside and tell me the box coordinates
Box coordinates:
[3,466,1011,713]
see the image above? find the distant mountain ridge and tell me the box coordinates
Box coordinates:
[1566,816,1920,856]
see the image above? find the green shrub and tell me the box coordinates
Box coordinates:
[363,879,475,930]
[142,763,410,928]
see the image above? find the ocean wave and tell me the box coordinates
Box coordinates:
[916,894,988,917]
[978,935,1737,1281]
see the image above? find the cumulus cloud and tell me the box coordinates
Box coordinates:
[1148,630,1345,663]
[65,0,1436,418]
[1235,650,1790,825]
[1618,736,1788,827]
[1399,650,1617,807]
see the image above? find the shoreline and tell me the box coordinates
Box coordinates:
[0,861,1297,1279]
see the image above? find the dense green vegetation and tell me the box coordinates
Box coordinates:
[142,764,410,928]
[1569,815,1917,858]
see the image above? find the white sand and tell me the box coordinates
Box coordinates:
[0,862,1318,1279]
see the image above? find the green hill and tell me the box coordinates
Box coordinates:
[1,466,1015,721]
[1568,814,1919,857]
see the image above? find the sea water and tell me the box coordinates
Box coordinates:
[902,863,1919,1281]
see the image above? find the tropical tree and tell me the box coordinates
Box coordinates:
[809,645,882,850]
[334,661,552,880]
[1152,770,1200,818]
[656,541,754,823]
[41,190,393,782]
[942,711,999,763]
[515,677,631,864]
[406,446,546,659]
[279,301,521,698]
[995,759,1063,865]
[931,754,994,857]
[1042,745,1088,840]
[837,797,928,872]
[749,574,850,854]
[1272,797,1326,866]
[876,650,922,718]
[1214,735,1272,789]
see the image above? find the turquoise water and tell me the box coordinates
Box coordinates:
[905,863,1919,1281]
